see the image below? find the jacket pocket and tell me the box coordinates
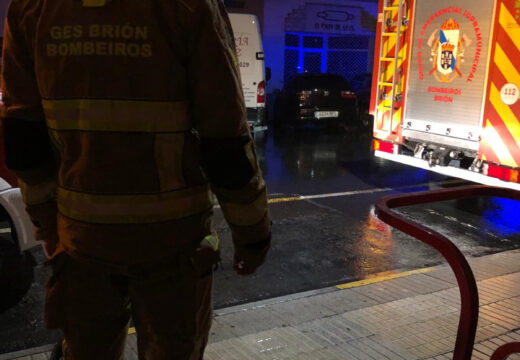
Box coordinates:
[182,234,221,278]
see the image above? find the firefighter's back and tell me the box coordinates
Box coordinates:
[14,0,223,264]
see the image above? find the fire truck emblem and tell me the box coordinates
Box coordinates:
[428,19,471,83]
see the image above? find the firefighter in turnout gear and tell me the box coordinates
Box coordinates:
[0,0,271,358]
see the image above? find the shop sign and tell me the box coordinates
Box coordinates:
[305,4,368,35]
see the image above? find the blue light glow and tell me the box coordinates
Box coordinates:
[482,197,520,237]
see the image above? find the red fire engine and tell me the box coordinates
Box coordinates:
[370,0,520,190]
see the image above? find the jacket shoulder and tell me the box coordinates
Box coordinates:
[175,0,223,16]
[6,0,42,19]
[5,0,43,37]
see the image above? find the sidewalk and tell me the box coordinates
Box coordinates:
[4,250,520,360]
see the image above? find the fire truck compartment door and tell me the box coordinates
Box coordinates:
[403,0,496,151]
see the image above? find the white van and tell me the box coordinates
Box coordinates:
[229,13,270,137]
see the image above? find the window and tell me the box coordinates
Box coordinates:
[328,51,368,81]
[304,52,322,74]
[303,36,323,49]
[285,34,300,47]
[284,49,300,81]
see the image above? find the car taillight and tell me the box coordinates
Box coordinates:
[257,81,266,104]
[341,90,357,99]
[299,90,312,101]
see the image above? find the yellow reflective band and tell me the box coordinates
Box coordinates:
[82,0,107,7]
[19,179,57,206]
[57,185,214,224]
[201,234,219,251]
[43,99,191,133]
[219,189,267,226]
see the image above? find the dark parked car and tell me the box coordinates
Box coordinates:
[273,73,360,130]
[349,73,373,128]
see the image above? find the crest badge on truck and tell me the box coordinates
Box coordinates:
[428,18,471,83]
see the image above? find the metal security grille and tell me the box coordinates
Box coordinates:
[304,52,322,74]
[328,51,369,81]
[284,49,300,82]
[284,32,370,83]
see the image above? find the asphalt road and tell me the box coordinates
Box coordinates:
[1,127,519,354]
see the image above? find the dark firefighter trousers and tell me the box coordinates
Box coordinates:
[45,252,213,360]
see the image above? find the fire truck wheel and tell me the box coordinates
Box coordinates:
[0,234,35,314]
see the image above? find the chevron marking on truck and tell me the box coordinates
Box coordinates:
[481,1,520,168]
[490,84,520,147]
[393,107,402,132]
[480,122,502,164]
[500,2,520,49]
[482,119,517,165]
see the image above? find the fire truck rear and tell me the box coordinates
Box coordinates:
[370,0,520,190]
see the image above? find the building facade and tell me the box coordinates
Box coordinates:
[263,0,378,92]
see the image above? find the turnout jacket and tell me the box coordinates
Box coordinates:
[1,0,270,265]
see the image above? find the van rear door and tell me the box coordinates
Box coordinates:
[229,14,267,133]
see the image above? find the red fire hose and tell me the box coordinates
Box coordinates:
[375,185,520,360]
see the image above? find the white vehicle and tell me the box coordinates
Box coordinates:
[0,139,38,313]
[229,13,270,137]
[0,17,39,314]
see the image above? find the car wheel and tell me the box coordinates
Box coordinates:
[0,233,35,314]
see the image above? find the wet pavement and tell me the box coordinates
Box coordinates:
[1,127,519,354]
